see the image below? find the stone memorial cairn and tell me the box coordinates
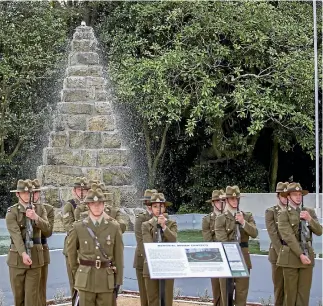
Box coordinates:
[37,23,141,231]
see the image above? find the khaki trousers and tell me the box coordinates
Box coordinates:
[219,275,250,306]
[65,255,75,297]
[136,268,148,306]
[211,278,222,306]
[9,266,41,306]
[283,267,313,306]
[79,290,113,306]
[271,264,284,306]
[144,277,174,306]
[39,264,48,306]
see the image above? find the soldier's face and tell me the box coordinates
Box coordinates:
[151,203,166,216]
[212,200,223,211]
[288,192,302,205]
[16,191,30,203]
[226,197,238,208]
[88,202,105,216]
[33,191,40,203]
[73,187,88,200]
[278,195,288,205]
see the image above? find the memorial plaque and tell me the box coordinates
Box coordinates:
[144,242,249,279]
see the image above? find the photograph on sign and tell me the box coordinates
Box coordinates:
[144,242,233,279]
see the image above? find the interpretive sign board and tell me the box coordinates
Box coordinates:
[144,242,249,279]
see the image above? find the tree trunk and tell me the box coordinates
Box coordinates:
[269,135,279,192]
[143,123,170,188]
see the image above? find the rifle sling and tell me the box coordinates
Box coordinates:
[82,222,109,259]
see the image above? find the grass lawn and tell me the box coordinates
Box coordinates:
[177,230,269,255]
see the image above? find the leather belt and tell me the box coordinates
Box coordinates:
[11,238,42,245]
[41,238,47,245]
[79,259,112,269]
[239,242,248,248]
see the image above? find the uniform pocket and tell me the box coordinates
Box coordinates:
[277,245,290,265]
[7,250,18,266]
[75,266,91,289]
[106,269,115,290]
[34,244,44,266]
[43,247,50,264]
[80,239,91,253]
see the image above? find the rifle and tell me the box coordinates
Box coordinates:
[25,190,34,258]
[156,205,165,306]
[299,196,310,256]
[234,199,241,243]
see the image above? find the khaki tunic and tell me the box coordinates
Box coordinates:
[202,212,222,306]
[215,211,258,306]
[66,216,124,294]
[6,202,49,306]
[74,202,87,222]
[39,204,55,306]
[62,198,79,298]
[277,206,322,306]
[133,211,151,306]
[142,217,177,306]
[265,205,284,306]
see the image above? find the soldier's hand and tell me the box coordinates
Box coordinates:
[22,252,32,266]
[235,212,244,225]
[26,208,39,221]
[300,211,312,222]
[300,254,311,265]
[157,214,166,230]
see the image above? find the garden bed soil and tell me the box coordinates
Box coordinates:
[46,290,263,306]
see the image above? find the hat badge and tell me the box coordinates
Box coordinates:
[81,183,84,186]
[232,192,236,196]
[93,196,98,201]
[24,186,28,191]
[284,188,287,192]
[296,187,299,190]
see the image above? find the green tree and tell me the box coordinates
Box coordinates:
[97,1,320,190]
[0,2,69,214]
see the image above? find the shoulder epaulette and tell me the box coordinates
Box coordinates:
[7,203,19,212]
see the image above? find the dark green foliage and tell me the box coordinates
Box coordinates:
[178,158,268,213]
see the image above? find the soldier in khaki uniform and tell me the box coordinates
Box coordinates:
[62,177,89,300]
[142,193,177,306]
[215,186,258,306]
[202,189,225,306]
[277,182,322,306]
[133,189,157,306]
[76,182,127,233]
[6,179,49,306]
[265,182,288,306]
[66,184,124,306]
